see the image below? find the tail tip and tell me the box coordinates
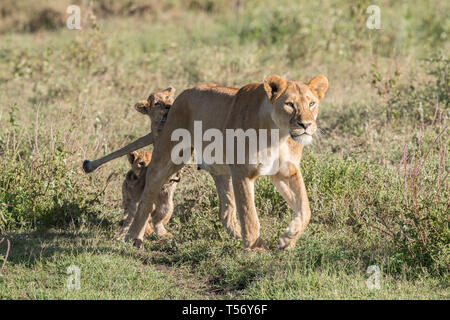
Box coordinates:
[82,160,93,173]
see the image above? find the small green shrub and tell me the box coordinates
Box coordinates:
[388,133,448,274]
[348,132,449,275]
[370,55,449,123]
[62,29,108,73]
[0,146,104,233]
[252,136,448,275]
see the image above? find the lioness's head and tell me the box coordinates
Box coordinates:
[264,74,328,146]
[127,151,152,177]
[134,87,176,130]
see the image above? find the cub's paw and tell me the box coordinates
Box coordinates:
[132,239,143,249]
[115,233,125,241]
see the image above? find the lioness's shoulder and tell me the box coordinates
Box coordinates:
[232,82,267,109]
[236,82,261,95]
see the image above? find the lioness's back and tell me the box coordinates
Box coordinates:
[166,84,239,131]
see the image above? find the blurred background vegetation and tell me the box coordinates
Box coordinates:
[0,0,448,299]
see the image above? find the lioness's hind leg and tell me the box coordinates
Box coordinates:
[212,174,241,239]
[151,186,176,238]
[271,164,311,250]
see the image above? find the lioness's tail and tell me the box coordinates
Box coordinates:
[82,132,154,173]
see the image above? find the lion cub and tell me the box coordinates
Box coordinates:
[116,87,180,240]
[119,151,153,238]
[134,86,175,139]
[117,150,179,240]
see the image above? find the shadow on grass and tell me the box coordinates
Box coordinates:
[40,200,116,231]
[0,198,120,267]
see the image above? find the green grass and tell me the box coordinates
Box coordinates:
[1,226,446,299]
[0,0,448,299]
[1,231,203,299]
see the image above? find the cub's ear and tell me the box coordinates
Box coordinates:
[127,151,138,164]
[134,100,150,115]
[264,74,288,102]
[308,75,328,100]
[164,86,176,102]
[164,86,176,95]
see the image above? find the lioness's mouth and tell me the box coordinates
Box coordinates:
[290,132,313,146]
[290,132,310,139]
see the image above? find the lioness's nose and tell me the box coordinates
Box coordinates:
[297,121,312,129]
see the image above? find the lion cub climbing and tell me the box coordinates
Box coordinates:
[116,87,180,240]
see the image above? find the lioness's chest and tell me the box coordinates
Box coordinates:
[253,140,302,176]
[196,138,302,177]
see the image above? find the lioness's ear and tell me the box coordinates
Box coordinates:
[134,100,150,115]
[264,74,288,102]
[308,75,328,100]
[127,151,138,164]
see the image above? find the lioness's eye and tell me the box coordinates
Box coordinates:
[154,102,162,107]
[309,101,316,108]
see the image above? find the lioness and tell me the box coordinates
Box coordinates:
[126,74,328,251]
[117,150,179,240]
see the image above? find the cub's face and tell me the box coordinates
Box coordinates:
[127,151,152,177]
[264,75,328,146]
[134,87,176,129]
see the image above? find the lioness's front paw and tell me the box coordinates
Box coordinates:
[154,224,172,238]
[244,247,266,255]
[244,237,267,253]
[277,233,297,250]
[228,224,242,239]
[161,231,173,238]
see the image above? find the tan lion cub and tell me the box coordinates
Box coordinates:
[117,150,179,240]
[119,151,153,238]
[116,87,180,240]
